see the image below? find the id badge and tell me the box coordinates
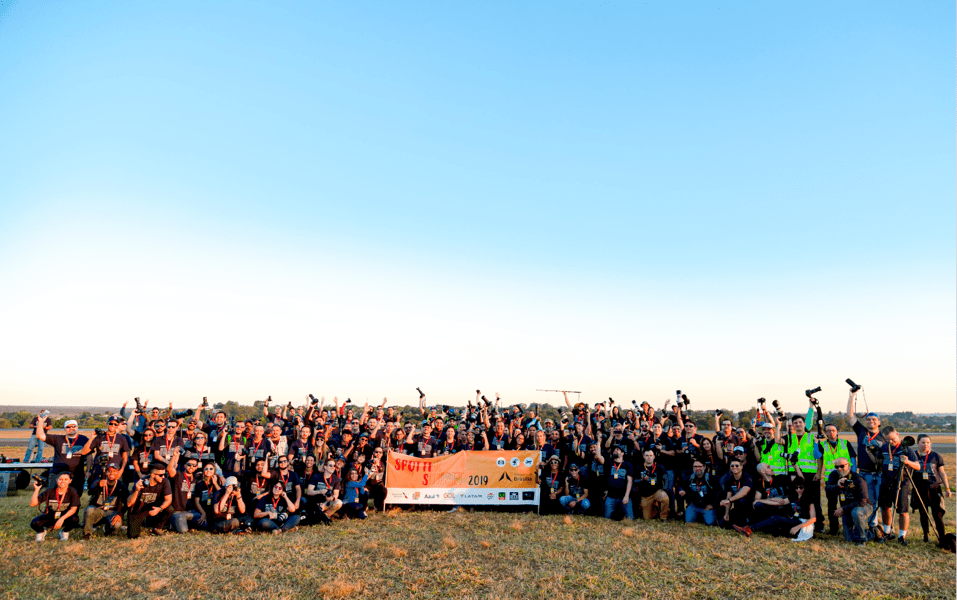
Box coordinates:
[613,472,619,480]
[54,511,61,519]
[918,471,925,480]
[888,463,894,472]
[650,477,657,486]
[108,450,114,459]
[699,490,704,497]
[66,451,72,459]
[187,491,192,500]
[226,512,232,520]
[839,493,845,502]
[793,510,800,518]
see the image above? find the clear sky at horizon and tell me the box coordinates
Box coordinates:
[1,2,954,414]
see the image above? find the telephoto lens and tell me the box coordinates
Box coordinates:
[846,379,861,393]
[757,397,766,405]
[805,386,822,398]
[631,400,639,408]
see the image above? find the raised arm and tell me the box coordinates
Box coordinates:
[846,391,858,427]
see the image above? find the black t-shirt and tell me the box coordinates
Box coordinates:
[88,478,130,514]
[44,433,89,472]
[566,474,589,499]
[787,490,814,520]
[194,478,220,512]
[247,473,276,500]
[275,470,302,496]
[635,463,665,497]
[38,486,81,517]
[723,474,754,505]
[914,451,945,487]
[676,433,705,472]
[878,442,917,481]
[150,436,185,465]
[606,460,633,499]
[134,478,172,512]
[307,473,341,498]
[852,421,884,473]
[656,435,678,471]
[89,433,131,470]
[681,473,720,508]
[488,432,509,451]
[256,495,290,519]
[825,470,869,509]
[170,471,197,512]
[754,474,792,502]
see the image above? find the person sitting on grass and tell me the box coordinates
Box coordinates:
[254,482,301,534]
[30,472,80,542]
[737,476,816,542]
[560,464,590,515]
[126,462,173,538]
[341,467,370,519]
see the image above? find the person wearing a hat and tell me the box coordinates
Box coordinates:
[847,388,886,537]
[78,414,131,485]
[126,462,172,538]
[539,454,565,515]
[35,414,88,493]
[83,463,129,539]
[213,476,246,533]
[754,420,786,477]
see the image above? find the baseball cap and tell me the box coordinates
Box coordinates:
[225,476,239,487]
[760,422,774,429]
[64,420,78,427]
[107,415,121,424]
[733,446,746,453]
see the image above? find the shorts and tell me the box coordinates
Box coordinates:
[878,478,910,513]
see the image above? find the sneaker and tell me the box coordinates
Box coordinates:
[855,540,865,546]
[271,529,282,535]
[733,525,752,538]
[151,528,166,536]
[447,507,459,513]
[35,531,46,542]
[58,531,69,541]
[898,537,908,546]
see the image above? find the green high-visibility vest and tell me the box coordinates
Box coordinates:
[787,432,818,474]
[760,442,787,475]
[820,438,852,474]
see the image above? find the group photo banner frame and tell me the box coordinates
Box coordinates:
[385,450,541,506]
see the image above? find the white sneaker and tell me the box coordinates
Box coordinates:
[59,531,69,541]
[447,506,459,513]
[35,531,46,542]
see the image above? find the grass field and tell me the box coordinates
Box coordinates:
[1,480,955,600]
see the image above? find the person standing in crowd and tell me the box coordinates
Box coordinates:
[911,434,951,545]
[35,415,87,493]
[24,412,47,463]
[783,401,824,532]
[824,458,870,545]
[78,415,131,486]
[817,423,857,535]
[30,472,80,541]
[603,447,634,520]
[877,426,920,545]
[847,390,884,536]
[168,450,203,533]
[83,464,129,539]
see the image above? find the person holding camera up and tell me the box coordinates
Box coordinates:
[213,476,246,533]
[30,472,80,541]
[824,458,871,545]
[78,415,131,488]
[152,419,184,465]
[167,449,204,533]
[35,415,88,493]
[846,387,884,536]
[876,426,920,545]
[83,463,129,539]
[781,400,824,532]
[126,462,173,538]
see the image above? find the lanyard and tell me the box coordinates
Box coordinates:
[256,475,268,491]
[251,438,264,457]
[866,430,880,444]
[921,453,931,472]
[271,496,281,512]
[54,487,65,511]
[165,435,175,455]
[105,432,116,452]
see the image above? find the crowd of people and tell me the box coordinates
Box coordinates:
[24,387,952,550]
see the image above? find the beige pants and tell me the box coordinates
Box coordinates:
[640,490,670,521]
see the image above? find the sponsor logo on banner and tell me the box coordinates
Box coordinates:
[498,492,506,501]
[413,492,420,500]
[523,457,534,468]
[424,493,437,499]
[522,491,535,500]
[510,457,520,467]
[487,493,494,500]
[509,492,519,500]
[496,457,506,468]
[497,472,512,482]
[443,492,455,499]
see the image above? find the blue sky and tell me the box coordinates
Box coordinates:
[1,1,953,413]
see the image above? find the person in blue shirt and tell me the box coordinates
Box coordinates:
[341,467,369,519]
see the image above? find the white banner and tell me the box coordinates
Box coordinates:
[387,487,540,505]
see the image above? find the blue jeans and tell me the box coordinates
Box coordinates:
[842,505,871,543]
[171,510,205,533]
[685,504,717,526]
[256,514,301,532]
[25,435,43,462]
[560,496,591,513]
[604,497,634,520]
[860,471,881,527]
[663,470,676,512]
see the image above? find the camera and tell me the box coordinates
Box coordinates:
[417,387,425,398]
[96,454,111,467]
[846,379,861,393]
[94,428,106,436]
[31,474,45,486]
[201,397,209,408]
[771,399,781,411]
[134,397,143,411]
[805,387,821,398]
[631,400,639,408]
[345,398,352,404]
[681,394,690,407]
[309,394,319,405]
[172,409,194,419]
[757,397,766,405]
[715,409,723,416]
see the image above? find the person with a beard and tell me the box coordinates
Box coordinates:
[657,423,681,515]
[712,414,739,466]
[203,410,229,457]
[539,455,564,515]
[35,416,88,494]
[213,476,246,533]
[876,426,920,545]
[635,449,669,521]
[220,422,248,477]
[83,464,129,539]
[750,462,793,523]
[30,472,81,542]
[847,390,884,535]
[911,434,951,545]
[152,419,184,466]
[245,424,271,467]
[678,460,720,525]
[782,408,824,532]
[603,447,634,520]
[818,423,857,535]
[824,458,871,545]
[720,459,753,530]
[739,477,817,541]
[78,415,131,486]
[559,464,590,515]
[193,462,223,530]
[127,462,173,538]
[254,481,301,533]
[266,424,289,468]
[168,451,204,533]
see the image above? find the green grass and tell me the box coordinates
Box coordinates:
[0,489,955,600]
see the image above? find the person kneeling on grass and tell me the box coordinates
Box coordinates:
[30,472,80,542]
[83,464,129,539]
[341,467,370,519]
[559,464,590,515]
[635,449,669,521]
[824,458,871,545]
[254,482,301,534]
[126,462,173,538]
